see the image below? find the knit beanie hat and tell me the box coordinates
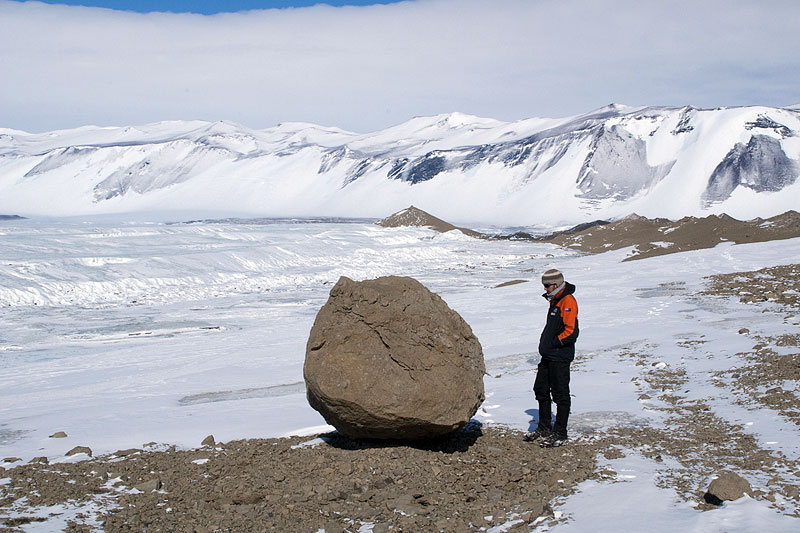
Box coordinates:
[541,269,564,286]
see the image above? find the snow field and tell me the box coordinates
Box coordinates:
[1,218,799,531]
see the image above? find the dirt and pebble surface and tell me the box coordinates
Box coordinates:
[703,264,800,427]
[597,263,800,516]
[605,341,800,515]
[0,424,608,532]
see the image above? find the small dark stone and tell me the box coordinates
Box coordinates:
[135,478,162,492]
[113,448,141,457]
[65,446,92,457]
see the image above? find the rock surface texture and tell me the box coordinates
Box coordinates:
[304,276,485,440]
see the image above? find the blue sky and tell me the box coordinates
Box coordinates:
[2,0,799,133]
[24,0,405,14]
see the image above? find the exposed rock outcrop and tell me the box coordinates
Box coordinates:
[65,446,92,457]
[304,276,485,440]
[537,210,800,261]
[376,206,482,238]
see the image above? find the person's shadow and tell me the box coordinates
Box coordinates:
[524,408,554,432]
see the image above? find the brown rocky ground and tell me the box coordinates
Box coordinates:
[606,341,800,515]
[704,264,800,428]
[541,211,800,261]
[378,206,800,262]
[609,263,800,515]
[0,425,604,532]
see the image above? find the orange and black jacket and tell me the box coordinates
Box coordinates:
[538,282,579,362]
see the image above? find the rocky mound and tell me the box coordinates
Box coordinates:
[542,210,800,261]
[304,276,485,440]
[376,206,482,238]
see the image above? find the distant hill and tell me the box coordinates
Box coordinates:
[379,206,800,262]
[540,211,800,261]
[376,206,481,237]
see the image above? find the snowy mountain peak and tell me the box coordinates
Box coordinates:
[1,105,799,225]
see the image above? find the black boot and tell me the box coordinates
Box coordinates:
[552,403,570,440]
[525,401,553,442]
[537,401,552,432]
[523,427,552,442]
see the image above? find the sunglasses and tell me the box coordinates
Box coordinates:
[543,283,557,288]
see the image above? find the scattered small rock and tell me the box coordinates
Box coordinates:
[3,457,22,463]
[372,523,390,533]
[134,478,162,492]
[494,280,528,288]
[738,328,750,335]
[602,448,625,460]
[703,471,752,505]
[65,446,92,457]
[29,457,49,464]
[49,431,68,438]
[113,448,141,457]
[201,435,216,447]
[324,520,345,533]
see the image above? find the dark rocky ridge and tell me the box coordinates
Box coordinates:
[704,135,799,204]
[378,206,800,262]
[545,210,800,261]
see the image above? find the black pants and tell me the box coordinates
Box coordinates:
[533,359,571,438]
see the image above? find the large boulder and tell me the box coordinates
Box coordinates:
[304,275,485,440]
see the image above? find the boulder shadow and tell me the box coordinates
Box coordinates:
[524,408,554,432]
[318,419,483,454]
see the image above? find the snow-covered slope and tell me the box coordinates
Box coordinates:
[1,105,798,225]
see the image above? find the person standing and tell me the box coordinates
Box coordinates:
[524,268,579,447]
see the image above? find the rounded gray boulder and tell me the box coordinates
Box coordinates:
[304,276,485,440]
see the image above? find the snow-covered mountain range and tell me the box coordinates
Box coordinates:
[1,104,798,225]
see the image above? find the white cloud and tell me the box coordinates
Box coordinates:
[1,0,799,133]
